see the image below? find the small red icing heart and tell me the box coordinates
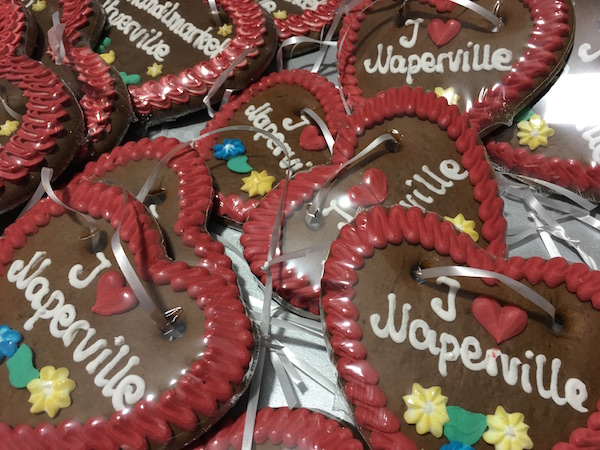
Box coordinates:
[427,19,462,47]
[299,125,327,151]
[472,296,528,344]
[93,271,138,316]
[347,168,388,207]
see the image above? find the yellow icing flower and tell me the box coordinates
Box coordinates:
[146,62,163,78]
[273,10,288,20]
[444,213,479,242]
[434,86,460,106]
[483,406,533,450]
[241,170,276,197]
[27,366,76,418]
[100,50,116,65]
[31,0,46,11]
[402,383,449,438]
[0,120,19,137]
[516,114,555,151]
[217,23,233,37]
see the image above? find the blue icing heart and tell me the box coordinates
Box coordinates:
[444,406,487,446]
[7,344,40,388]
[0,324,22,361]
[227,155,253,174]
[441,442,474,450]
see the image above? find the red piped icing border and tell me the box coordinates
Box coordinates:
[193,407,364,449]
[241,86,507,316]
[0,54,79,186]
[320,204,600,449]
[195,69,351,224]
[0,178,254,449]
[274,0,343,41]
[76,136,238,287]
[484,139,600,201]
[337,0,572,132]
[128,0,268,118]
[0,0,27,55]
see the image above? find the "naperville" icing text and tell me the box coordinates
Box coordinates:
[7,251,145,412]
[363,18,513,85]
[370,277,588,413]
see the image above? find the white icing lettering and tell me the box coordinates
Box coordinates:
[68,252,112,289]
[430,276,459,322]
[399,19,423,49]
[576,123,600,164]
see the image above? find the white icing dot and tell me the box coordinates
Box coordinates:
[114,336,125,346]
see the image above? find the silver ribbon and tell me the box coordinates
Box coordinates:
[413,266,557,326]
[203,48,252,118]
[449,0,504,32]
[276,36,337,72]
[208,0,222,27]
[48,11,66,65]
[0,86,23,121]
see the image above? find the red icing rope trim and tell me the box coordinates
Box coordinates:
[241,86,507,315]
[320,204,600,449]
[128,0,268,117]
[337,0,572,132]
[485,139,600,201]
[0,0,27,55]
[77,136,239,288]
[195,407,364,449]
[0,55,72,187]
[0,179,253,449]
[274,0,343,41]
[195,69,351,223]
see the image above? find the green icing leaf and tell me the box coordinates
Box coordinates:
[514,106,535,123]
[227,155,253,174]
[120,72,142,86]
[444,406,487,446]
[6,344,40,389]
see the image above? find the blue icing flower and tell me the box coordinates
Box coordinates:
[213,138,245,160]
[441,442,474,450]
[0,325,23,360]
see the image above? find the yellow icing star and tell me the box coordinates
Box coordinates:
[217,23,233,37]
[444,213,479,242]
[483,406,533,450]
[402,383,449,438]
[27,366,76,418]
[434,86,460,106]
[516,113,555,151]
[273,10,288,20]
[31,0,46,11]
[241,170,276,197]
[146,62,163,78]
[99,50,116,65]
[0,120,19,137]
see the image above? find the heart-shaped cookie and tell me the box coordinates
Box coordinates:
[0,177,254,448]
[24,0,133,162]
[321,205,600,449]
[0,52,86,216]
[241,87,507,317]
[195,69,349,226]
[98,0,278,126]
[92,271,138,315]
[338,0,574,133]
[76,136,237,285]
[486,0,600,201]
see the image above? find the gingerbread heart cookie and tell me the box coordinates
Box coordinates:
[0,53,86,216]
[258,0,342,43]
[99,0,278,126]
[194,407,365,449]
[195,69,350,226]
[241,86,507,317]
[26,0,133,162]
[338,0,574,133]
[321,205,600,449]
[486,0,600,201]
[0,178,254,449]
[76,136,237,285]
